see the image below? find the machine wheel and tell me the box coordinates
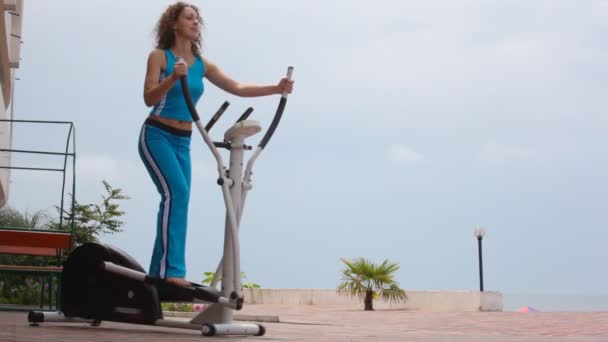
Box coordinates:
[27,311,43,325]
[201,323,216,336]
[256,324,266,336]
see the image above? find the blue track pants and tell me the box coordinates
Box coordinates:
[138,122,192,279]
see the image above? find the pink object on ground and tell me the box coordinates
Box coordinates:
[192,304,208,312]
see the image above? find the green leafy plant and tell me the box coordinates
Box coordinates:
[202,271,260,289]
[50,180,129,246]
[337,257,407,311]
[161,302,193,312]
[0,181,129,307]
[0,274,59,308]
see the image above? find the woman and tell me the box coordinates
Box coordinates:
[139,2,293,287]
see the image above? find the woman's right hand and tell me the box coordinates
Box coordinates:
[171,60,188,81]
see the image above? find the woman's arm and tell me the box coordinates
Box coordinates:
[143,49,188,106]
[203,57,292,97]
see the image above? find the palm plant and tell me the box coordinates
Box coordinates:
[0,207,49,229]
[337,257,407,311]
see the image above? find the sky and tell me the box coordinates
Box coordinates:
[5,0,608,300]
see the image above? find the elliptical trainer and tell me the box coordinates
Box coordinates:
[28,66,294,337]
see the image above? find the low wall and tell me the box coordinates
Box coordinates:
[243,289,502,312]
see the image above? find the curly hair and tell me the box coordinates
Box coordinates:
[155,2,204,56]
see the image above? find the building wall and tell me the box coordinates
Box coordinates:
[0,0,24,208]
[242,289,504,312]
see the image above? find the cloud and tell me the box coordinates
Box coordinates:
[388,144,423,165]
[77,154,123,182]
[321,0,607,129]
[6,154,126,211]
[479,142,548,164]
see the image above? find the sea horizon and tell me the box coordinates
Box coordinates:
[503,293,608,312]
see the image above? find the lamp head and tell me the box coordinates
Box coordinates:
[474,227,486,239]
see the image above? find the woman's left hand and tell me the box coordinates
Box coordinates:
[276,77,294,95]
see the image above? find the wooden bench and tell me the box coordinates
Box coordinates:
[0,228,73,311]
[0,228,73,257]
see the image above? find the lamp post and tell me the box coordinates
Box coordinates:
[474,227,486,292]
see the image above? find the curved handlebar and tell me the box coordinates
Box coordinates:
[258,66,294,150]
[179,78,199,122]
[177,58,293,150]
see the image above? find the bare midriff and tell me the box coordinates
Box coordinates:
[147,115,192,131]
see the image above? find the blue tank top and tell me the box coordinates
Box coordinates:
[150,49,205,121]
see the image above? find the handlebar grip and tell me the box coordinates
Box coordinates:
[236,107,254,123]
[282,66,294,98]
[206,101,230,132]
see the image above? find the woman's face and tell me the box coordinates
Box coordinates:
[174,6,201,41]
